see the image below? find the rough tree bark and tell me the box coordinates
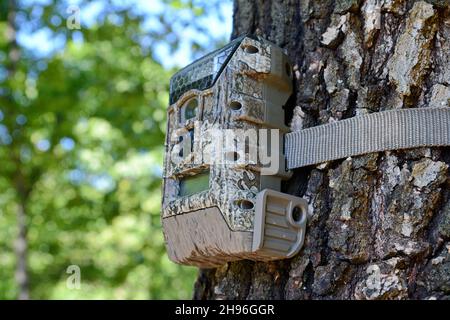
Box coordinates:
[193,0,450,300]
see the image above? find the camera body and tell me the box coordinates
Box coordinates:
[162,35,308,268]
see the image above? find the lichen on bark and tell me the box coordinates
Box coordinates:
[387,1,437,99]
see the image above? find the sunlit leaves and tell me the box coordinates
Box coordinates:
[0,0,231,300]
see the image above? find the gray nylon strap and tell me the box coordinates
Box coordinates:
[285,108,450,169]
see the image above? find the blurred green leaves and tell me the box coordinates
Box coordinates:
[0,0,232,299]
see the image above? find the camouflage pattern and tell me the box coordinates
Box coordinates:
[162,36,293,232]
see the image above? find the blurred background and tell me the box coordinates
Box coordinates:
[0,0,232,299]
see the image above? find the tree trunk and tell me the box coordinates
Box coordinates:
[14,194,29,300]
[7,0,30,300]
[193,0,450,300]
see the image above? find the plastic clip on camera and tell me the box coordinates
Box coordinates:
[161,35,308,268]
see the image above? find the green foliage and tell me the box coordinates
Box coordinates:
[0,0,232,299]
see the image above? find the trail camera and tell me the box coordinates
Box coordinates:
[162,35,308,268]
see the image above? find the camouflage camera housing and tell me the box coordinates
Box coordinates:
[162,35,308,268]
